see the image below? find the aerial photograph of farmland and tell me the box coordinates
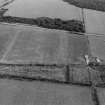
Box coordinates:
[0,0,105,105]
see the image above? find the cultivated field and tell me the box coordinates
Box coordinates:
[0,79,94,105]
[0,23,103,87]
[3,0,82,21]
[1,24,90,65]
[0,1,104,105]
[88,35,105,61]
[84,9,105,35]
[0,24,104,84]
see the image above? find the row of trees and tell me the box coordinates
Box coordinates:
[34,17,85,32]
[0,16,85,33]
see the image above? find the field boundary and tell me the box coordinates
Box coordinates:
[0,63,104,88]
[0,21,105,37]
[0,16,85,33]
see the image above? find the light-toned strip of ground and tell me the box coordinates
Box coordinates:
[0,29,20,62]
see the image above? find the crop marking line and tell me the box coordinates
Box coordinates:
[1,30,20,62]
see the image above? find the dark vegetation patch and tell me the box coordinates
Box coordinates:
[34,17,85,32]
[63,0,105,12]
[0,16,85,33]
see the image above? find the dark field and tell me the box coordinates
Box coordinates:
[63,0,105,11]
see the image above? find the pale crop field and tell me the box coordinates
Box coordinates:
[84,9,105,35]
[2,25,90,65]
[3,0,82,21]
